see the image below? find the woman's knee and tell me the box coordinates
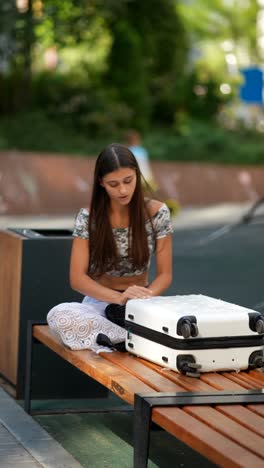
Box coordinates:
[47,302,76,323]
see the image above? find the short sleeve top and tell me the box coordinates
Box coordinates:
[72,203,173,277]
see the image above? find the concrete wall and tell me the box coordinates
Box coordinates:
[0,151,263,214]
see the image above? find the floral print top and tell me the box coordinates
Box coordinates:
[72,203,173,277]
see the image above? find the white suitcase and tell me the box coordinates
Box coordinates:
[125,295,264,376]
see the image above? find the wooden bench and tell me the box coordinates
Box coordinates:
[25,323,264,468]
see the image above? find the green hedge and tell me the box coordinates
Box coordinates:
[145,121,264,164]
[1,112,264,165]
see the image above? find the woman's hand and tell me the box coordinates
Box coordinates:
[120,286,153,305]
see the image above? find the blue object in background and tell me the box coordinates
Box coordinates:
[240,67,263,104]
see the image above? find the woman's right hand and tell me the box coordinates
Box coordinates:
[120,285,153,305]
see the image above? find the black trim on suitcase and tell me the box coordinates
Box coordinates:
[125,321,264,350]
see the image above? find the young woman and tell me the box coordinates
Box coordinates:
[47,143,173,352]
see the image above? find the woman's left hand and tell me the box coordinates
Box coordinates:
[120,286,153,304]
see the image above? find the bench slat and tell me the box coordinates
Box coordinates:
[248,370,264,385]
[137,357,218,392]
[201,372,263,391]
[247,404,264,417]
[134,359,264,437]
[221,373,258,389]
[137,358,223,391]
[104,353,264,458]
[216,404,264,437]
[33,326,151,405]
[33,326,264,468]
[201,372,264,416]
[102,355,264,465]
[184,405,264,459]
[223,371,264,388]
[154,406,264,468]
[103,352,184,391]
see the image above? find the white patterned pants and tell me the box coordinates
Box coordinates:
[47,296,126,353]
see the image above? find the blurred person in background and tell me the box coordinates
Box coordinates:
[125,129,180,217]
[125,129,156,190]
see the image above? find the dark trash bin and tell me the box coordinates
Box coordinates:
[0,228,108,399]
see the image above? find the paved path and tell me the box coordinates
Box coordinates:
[0,423,41,467]
[173,202,252,229]
[0,202,253,231]
[0,388,82,467]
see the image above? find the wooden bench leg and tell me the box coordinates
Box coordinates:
[24,320,47,414]
[134,394,152,468]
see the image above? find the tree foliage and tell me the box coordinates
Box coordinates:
[0,0,189,132]
[105,0,188,128]
[179,0,259,69]
[3,0,253,134]
[0,0,35,111]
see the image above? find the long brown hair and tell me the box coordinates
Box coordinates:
[88,143,153,276]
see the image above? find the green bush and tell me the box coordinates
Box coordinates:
[145,120,264,164]
[1,112,264,165]
[0,111,106,155]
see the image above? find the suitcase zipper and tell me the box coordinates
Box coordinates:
[125,321,264,350]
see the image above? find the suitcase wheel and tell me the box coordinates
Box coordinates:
[191,323,199,337]
[188,362,202,370]
[186,371,201,378]
[186,363,202,377]
[177,355,201,377]
[256,318,264,334]
[248,312,264,333]
[180,321,199,338]
[177,316,198,338]
[248,350,264,369]
[181,322,192,338]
